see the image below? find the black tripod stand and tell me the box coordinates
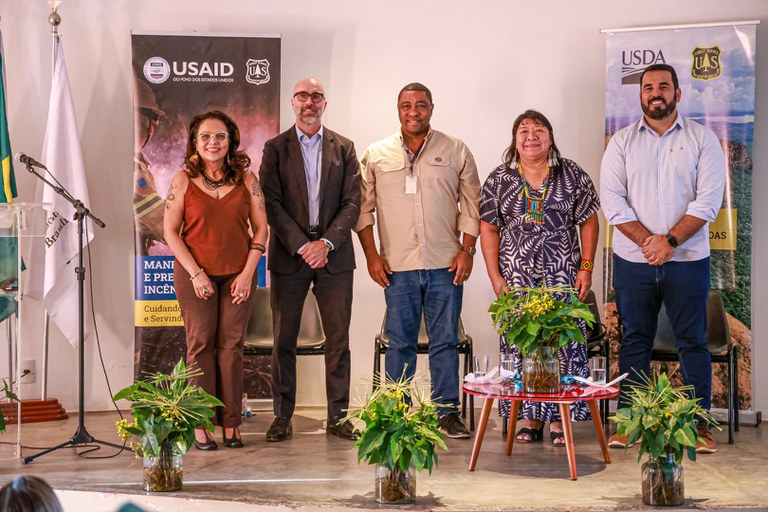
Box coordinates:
[21,158,124,464]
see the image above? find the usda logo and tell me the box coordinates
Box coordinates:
[143,57,171,84]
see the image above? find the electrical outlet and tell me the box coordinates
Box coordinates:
[21,359,36,384]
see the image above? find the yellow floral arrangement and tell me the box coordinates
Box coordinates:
[489,285,595,356]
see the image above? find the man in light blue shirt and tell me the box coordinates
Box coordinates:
[601,64,725,454]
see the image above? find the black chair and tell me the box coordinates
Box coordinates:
[243,287,326,356]
[373,311,475,430]
[651,290,739,444]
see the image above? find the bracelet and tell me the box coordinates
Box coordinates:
[250,242,266,253]
[579,259,594,273]
[189,268,204,281]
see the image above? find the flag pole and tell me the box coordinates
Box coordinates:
[40,1,61,402]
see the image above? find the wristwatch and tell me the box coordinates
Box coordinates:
[461,246,477,256]
[665,233,679,248]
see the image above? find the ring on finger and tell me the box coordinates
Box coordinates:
[238,292,245,298]
[203,289,209,295]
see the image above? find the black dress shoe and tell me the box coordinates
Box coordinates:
[266,417,292,442]
[326,418,359,440]
[438,413,471,439]
[223,427,244,448]
[193,430,218,451]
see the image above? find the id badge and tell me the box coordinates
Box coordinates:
[405,174,418,195]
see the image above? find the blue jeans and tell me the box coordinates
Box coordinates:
[613,255,711,411]
[384,268,462,417]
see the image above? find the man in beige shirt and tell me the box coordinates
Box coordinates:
[356,82,481,438]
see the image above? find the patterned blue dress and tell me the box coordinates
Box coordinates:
[480,158,600,422]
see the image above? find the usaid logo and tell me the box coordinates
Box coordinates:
[620,49,667,84]
[143,57,171,84]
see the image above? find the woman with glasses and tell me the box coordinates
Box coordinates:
[164,110,268,450]
[479,109,600,446]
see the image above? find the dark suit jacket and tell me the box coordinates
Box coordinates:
[259,125,361,274]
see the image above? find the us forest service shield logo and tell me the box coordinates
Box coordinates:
[246,59,270,85]
[691,46,721,81]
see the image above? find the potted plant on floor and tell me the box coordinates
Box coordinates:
[611,371,716,506]
[346,374,448,504]
[1,378,19,433]
[489,285,595,392]
[114,359,223,492]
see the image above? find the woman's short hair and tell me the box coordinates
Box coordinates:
[502,109,562,171]
[183,110,251,185]
[0,476,64,512]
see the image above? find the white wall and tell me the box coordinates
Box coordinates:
[1,0,766,414]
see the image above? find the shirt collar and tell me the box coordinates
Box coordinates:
[296,124,323,143]
[398,128,433,145]
[638,112,684,135]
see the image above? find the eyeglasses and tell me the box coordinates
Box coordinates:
[197,131,229,143]
[293,91,325,104]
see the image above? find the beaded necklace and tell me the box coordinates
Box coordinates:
[519,164,550,224]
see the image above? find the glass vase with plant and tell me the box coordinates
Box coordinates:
[113,359,223,491]
[489,285,595,392]
[345,374,448,504]
[611,370,716,506]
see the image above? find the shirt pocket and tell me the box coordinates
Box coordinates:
[421,155,457,188]
[376,157,406,185]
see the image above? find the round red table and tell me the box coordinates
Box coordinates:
[462,381,619,480]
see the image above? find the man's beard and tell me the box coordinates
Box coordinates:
[642,97,677,120]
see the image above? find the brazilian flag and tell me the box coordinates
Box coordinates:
[1,31,19,323]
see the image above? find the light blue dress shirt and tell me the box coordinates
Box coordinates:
[600,114,726,263]
[295,125,334,251]
[296,125,323,226]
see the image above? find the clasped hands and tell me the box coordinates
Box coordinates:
[642,234,674,266]
[298,240,329,269]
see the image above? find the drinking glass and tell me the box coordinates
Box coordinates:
[473,355,490,378]
[589,356,607,384]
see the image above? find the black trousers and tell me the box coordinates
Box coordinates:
[269,265,353,419]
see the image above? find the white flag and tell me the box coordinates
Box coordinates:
[39,42,94,348]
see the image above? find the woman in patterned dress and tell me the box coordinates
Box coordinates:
[479,110,600,446]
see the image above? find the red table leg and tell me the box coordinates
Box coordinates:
[468,396,494,471]
[589,400,611,463]
[558,403,577,480]
[505,401,521,456]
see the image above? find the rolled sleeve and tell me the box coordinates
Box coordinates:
[355,149,377,232]
[685,130,726,222]
[456,144,481,237]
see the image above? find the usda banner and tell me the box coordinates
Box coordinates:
[602,22,756,410]
[131,32,280,396]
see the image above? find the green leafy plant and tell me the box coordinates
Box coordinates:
[346,374,447,475]
[611,370,716,463]
[113,359,223,458]
[1,378,19,433]
[488,285,595,356]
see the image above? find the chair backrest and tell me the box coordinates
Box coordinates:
[583,290,605,349]
[243,287,326,348]
[378,310,469,346]
[652,290,732,355]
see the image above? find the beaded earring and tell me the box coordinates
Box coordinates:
[510,151,519,170]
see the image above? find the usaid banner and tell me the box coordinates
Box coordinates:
[602,22,756,410]
[132,32,280,396]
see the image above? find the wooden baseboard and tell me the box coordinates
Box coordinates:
[0,399,68,424]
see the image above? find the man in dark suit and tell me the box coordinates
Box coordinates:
[259,77,361,442]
